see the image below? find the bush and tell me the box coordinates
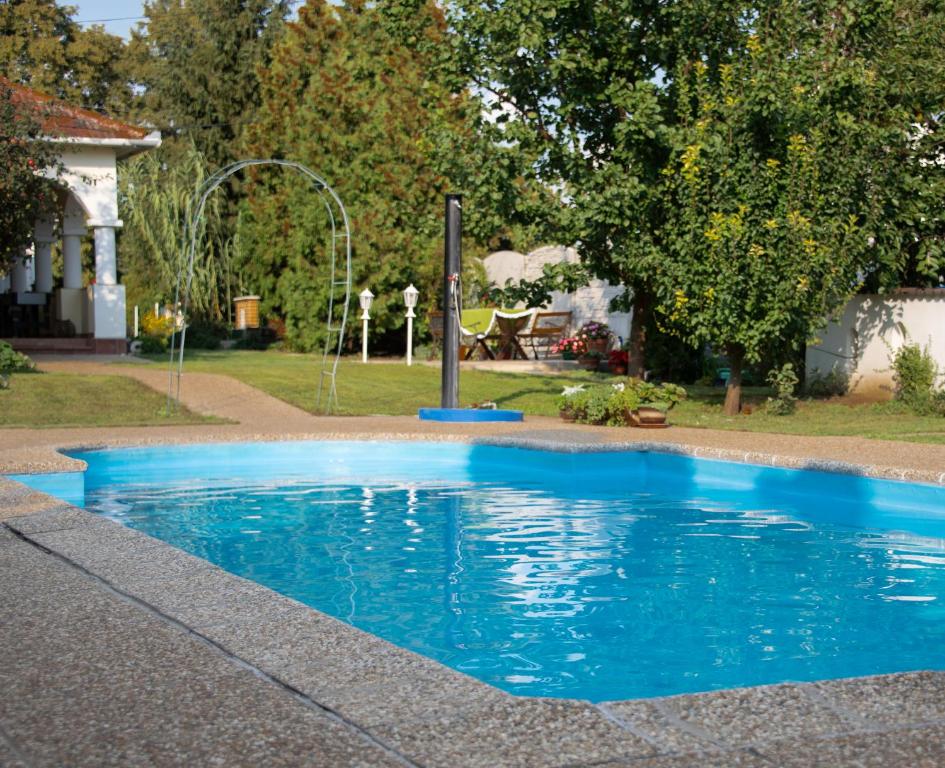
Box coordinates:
[766,363,799,415]
[138,335,167,354]
[892,343,939,414]
[557,379,687,426]
[806,367,849,398]
[0,341,35,374]
[171,320,228,351]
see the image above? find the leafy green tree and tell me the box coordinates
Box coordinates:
[448,0,945,407]
[658,1,945,414]
[445,0,750,376]
[0,83,63,272]
[239,0,476,351]
[0,1,132,113]
[128,0,290,169]
[119,142,235,324]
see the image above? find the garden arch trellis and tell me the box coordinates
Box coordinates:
[167,159,351,415]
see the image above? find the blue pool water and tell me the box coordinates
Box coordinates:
[21,441,945,701]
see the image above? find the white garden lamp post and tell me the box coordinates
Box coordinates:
[403,283,419,366]
[359,288,374,363]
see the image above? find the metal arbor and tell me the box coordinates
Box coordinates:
[167,159,352,414]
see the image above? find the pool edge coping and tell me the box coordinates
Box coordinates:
[4,431,945,487]
[4,465,945,765]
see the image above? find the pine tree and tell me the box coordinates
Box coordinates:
[239,0,475,351]
[129,0,290,169]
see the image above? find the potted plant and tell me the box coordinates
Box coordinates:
[578,349,605,371]
[624,380,687,428]
[551,337,586,360]
[576,321,613,355]
[608,348,629,376]
[555,384,587,421]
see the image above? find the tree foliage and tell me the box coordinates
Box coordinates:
[447,0,945,411]
[119,142,236,324]
[128,0,290,169]
[0,0,132,113]
[239,0,476,351]
[0,84,62,272]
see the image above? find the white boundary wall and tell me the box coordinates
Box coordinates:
[482,246,632,341]
[805,289,945,398]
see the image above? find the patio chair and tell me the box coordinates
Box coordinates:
[427,309,496,359]
[487,309,535,360]
[519,311,572,359]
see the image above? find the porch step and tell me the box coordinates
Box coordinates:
[1,337,126,355]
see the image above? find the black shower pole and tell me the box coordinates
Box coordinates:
[441,194,462,409]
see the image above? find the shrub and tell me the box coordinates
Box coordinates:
[0,341,35,374]
[556,379,687,426]
[766,363,799,416]
[892,343,938,413]
[806,367,849,398]
[139,335,167,354]
[171,320,228,351]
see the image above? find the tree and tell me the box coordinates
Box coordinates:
[119,142,234,324]
[0,83,62,272]
[445,0,750,376]
[448,0,945,409]
[239,0,478,351]
[0,1,133,114]
[128,0,290,169]
[657,1,945,414]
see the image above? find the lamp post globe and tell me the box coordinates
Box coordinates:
[403,284,419,366]
[359,288,374,363]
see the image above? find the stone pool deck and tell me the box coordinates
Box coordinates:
[2,360,945,766]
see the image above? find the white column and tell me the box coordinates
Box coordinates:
[11,253,31,293]
[92,226,118,286]
[62,236,83,289]
[34,215,56,294]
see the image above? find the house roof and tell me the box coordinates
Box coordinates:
[1,77,160,155]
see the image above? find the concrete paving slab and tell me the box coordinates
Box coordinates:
[653,682,860,749]
[595,749,772,767]
[757,725,945,768]
[372,697,656,768]
[0,535,408,768]
[600,698,722,753]
[6,504,101,534]
[811,671,945,727]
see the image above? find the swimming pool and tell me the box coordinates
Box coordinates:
[16,440,945,702]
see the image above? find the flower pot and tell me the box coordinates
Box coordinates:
[586,339,608,354]
[559,409,576,422]
[611,364,628,376]
[628,406,669,428]
[561,351,577,360]
[578,355,601,371]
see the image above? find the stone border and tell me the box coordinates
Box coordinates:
[6,431,945,486]
[4,444,945,766]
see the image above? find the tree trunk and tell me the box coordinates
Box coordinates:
[627,290,649,379]
[724,344,744,416]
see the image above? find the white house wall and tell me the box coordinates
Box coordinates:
[51,147,121,225]
[805,290,945,398]
[483,246,632,341]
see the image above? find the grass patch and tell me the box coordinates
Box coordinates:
[148,350,604,416]
[0,372,218,428]
[133,350,945,443]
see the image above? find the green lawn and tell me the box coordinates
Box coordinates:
[135,350,945,444]
[144,350,605,417]
[0,372,218,428]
